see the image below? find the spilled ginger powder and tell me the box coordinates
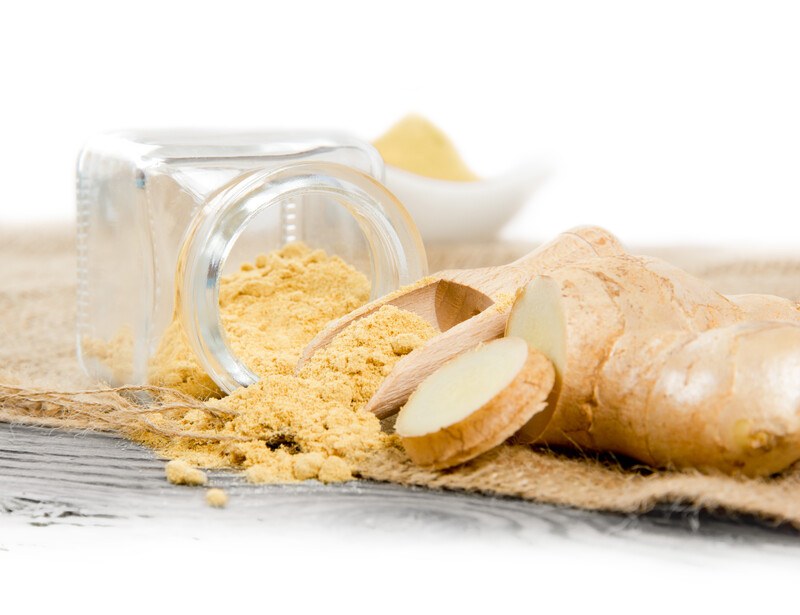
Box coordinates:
[164,459,208,486]
[205,488,228,508]
[145,244,436,484]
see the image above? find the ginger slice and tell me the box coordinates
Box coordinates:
[395,337,556,470]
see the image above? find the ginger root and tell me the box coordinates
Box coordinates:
[506,252,800,476]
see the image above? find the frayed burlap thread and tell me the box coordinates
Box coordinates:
[3,225,800,527]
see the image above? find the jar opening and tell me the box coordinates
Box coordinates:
[177,162,427,394]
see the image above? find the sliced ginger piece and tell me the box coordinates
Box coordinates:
[164,459,208,486]
[395,337,556,470]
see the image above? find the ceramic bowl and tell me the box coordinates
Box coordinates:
[383,162,550,243]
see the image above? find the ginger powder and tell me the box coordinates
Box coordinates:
[373,114,478,181]
[144,244,436,484]
[149,244,370,399]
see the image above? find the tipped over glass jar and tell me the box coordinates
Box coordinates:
[76,132,427,392]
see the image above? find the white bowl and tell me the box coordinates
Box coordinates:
[383,162,550,243]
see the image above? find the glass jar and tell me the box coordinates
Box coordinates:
[76,131,427,392]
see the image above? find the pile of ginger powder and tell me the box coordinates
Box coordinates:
[146,244,436,484]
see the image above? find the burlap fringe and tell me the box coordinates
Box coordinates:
[0,383,245,442]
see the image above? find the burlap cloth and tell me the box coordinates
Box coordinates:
[2,226,800,527]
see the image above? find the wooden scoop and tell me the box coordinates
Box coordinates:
[297,226,624,419]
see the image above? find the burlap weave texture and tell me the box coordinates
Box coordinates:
[2,226,799,527]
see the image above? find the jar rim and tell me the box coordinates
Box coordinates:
[176,161,427,394]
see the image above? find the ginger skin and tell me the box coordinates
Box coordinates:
[507,252,800,477]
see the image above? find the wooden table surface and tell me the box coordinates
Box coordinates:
[2,421,797,550]
[5,418,800,615]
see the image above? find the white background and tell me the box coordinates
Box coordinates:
[2,0,800,610]
[2,0,800,248]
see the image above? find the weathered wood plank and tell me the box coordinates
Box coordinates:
[1,422,798,553]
